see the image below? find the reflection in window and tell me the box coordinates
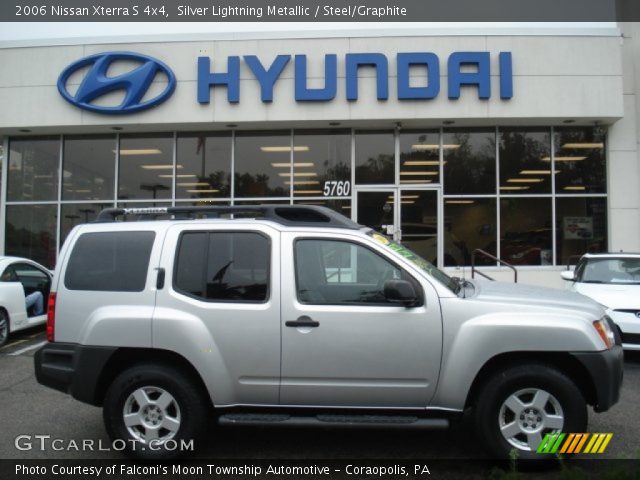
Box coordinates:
[357,191,394,235]
[401,190,438,265]
[176,133,231,199]
[115,202,172,222]
[234,131,290,197]
[499,128,551,194]
[500,198,552,266]
[292,130,351,197]
[295,239,404,304]
[8,137,60,201]
[355,130,394,184]
[5,205,57,268]
[63,135,115,201]
[399,130,440,185]
[118,134,173,200]
[554,127,606,193]
[444,198,496,266]
[60,203,112,246]
[556,197,607,265]
[443,129,495,195]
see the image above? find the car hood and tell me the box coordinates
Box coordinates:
[471,280,604,318]
[574,283,640,310]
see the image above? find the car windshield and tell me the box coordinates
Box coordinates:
[367,230,459,293]
[581,257,640,284]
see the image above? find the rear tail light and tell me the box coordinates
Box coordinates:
[46,293,56,342]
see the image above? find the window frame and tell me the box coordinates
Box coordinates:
[292,236,424,307]
[172,229,272,305]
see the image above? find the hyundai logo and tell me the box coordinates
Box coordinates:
[636,311,640,319]
[57,52,176,114]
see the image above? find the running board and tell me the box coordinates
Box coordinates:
[218,413,449,429]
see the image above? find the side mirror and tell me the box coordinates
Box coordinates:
[560,270,575,281]
[384,279,418,307]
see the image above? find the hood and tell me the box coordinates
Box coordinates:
[472,280,604,319]
[574,283,640,310]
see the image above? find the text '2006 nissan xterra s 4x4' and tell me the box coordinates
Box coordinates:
[35,205,623,459]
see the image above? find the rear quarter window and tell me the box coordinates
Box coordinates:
[64,231,155,292]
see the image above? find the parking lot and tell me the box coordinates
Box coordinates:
[1,325,638,460]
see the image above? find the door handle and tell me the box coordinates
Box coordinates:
[285,316,320,328]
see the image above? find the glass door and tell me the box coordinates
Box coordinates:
[398,189,439,265]
[356,190,398,239]
[356,188,441,265]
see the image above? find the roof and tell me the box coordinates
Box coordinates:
[94,205,363,230]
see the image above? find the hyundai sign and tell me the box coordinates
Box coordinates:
[58,51,513,114]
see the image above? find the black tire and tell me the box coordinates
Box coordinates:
[474,363,587,460]
[103,363,208,459]
[0,309,9,347]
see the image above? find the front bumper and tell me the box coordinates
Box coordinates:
[571,345,624,412]
[34,342,116,406]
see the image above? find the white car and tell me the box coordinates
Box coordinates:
[0,256,53,347]
[562,253,640,350]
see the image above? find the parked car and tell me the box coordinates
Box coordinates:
[0,256,53,347]
[561,253,640,350]
[35,206,622,459]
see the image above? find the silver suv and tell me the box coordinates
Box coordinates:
[35,205,623,459]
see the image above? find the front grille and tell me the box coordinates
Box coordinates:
[621,332,640,345]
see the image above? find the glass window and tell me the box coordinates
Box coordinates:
[399,130,440,185]
[292,130,351,197]
[355,130,394,184]
[64,231,155,291]
[293,199,351,216]
[8,137,59,201]
[174,232,270,302]
[234,131,291,197]
[60,203,113,247]
[5,205,57,268]
[556,197,607,265]
[295,239,417,305]
[118,134,173,200]
[176,132,231,199]
[443,129,495,195]
[63,135,115,201]
[500,198,552,266]
[579,258,640,284]
[444,198,496,266]
[499,128,551,194]
[554,127,606,193]
[0,265,18,282]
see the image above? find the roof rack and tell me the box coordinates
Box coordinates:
[94,205,363,230]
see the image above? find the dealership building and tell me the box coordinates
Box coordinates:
[0,22,638,286]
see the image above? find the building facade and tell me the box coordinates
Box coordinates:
[0,23,638,287]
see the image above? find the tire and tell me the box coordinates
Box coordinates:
[474,363,587,460]
[0,309,9,347]
[103,363,208,459]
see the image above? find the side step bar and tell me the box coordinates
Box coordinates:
[218,413,449,430]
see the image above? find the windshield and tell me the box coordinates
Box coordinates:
[367,230,459,293]
[580,258,640,284]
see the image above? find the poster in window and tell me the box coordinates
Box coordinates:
[563,216,594,240]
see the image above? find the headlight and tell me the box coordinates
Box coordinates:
[593,317,615,349]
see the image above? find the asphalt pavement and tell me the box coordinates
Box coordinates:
[1,326,638,460]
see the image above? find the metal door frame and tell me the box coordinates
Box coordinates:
[354,186,443,268]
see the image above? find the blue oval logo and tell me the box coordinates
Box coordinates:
[57,51,176,115]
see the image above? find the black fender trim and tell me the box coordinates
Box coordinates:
[570,345,623,412]
[34,342,117,406]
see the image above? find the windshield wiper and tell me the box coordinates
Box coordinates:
[582,280,605,284]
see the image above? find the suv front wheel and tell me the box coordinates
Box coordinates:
[103,363,208,459]
[474,363,587,459]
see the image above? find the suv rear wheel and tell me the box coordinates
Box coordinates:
[103,363,208,459]
[474,364,587,459]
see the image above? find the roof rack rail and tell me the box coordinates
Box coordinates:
[94,205,362,230]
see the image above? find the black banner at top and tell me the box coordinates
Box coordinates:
[2,0,640,22]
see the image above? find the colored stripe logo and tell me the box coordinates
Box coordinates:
[536,433,613,454]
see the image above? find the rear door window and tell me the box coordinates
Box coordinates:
[64,231,155,292]
[174,231,270,302]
